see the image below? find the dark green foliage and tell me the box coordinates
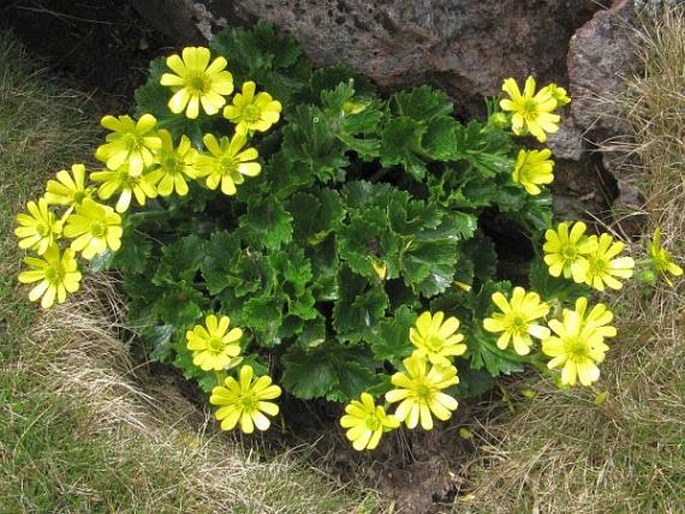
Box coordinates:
[121,23,554,401]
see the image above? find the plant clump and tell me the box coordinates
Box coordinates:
[14,22,682,450]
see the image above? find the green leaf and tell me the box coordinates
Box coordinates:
[280,342,378,401]
[281,104,349,183]
[200,231,241,295]
[111,227,153,275]
[333,267,389,341]
[366,305,416,365]
[452,363,495,398]
[399,217,463,297]
[380,116,427,181]
[391,85,453,122]
[285,188,344,243]
[154,234,205,284]
[241,295,284,347]
[238,197,293,250]
[468,327,525,377]
[422,115,462,161]
[153,282,204,328]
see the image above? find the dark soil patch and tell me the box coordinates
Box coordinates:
[1,0,174,112]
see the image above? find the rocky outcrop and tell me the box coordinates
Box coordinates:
[133,0,600,108]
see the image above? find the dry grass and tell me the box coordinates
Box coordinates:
[24,277,378,513]
[458,7,685,513]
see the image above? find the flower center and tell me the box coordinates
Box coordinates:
[190,75,208,94]
[164,156,181,174]
[206,337,225,354]
[239,392,257,411]
[508,314,528,336]
[415,383,432,399]
[588,255,609,276]
[44,264,65,285]
[36,222,50,237]
[220,157,239,176]
[522,98,538,116]
[562,244,578,261]
[364,414,381,431]
[567,337,589,359]
[90,220,106,238]
[424,335,445,353]
[242,104,261,123]
[73,190,85,204]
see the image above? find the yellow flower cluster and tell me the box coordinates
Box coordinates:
[497,77,571,197]
[481,287,616,387]
[185,314,282,434]
[340,311,464,451]
[543,221,636,290]
[15,46,282,309]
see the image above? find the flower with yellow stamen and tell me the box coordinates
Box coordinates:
[160,46,234,119]
[647,228,683,287]
[194,133,261,196]
[44,164,94,207]
[500,76,560,142]
[340,392,400,451]
[512,148,555,195]
[223,81,282,134]
[14,197,62,255]
[542,301,615,387]
[409,311,466,366]
[147,130,198,197]
[543,221,598,283]
[385,356,459,430]
[18,244,82,309]
[209,365,282,433]
[62,198,123,260]
[483,287,550,356]
[540,83,571,108]
[584,233,635,291]
[90,164,158,213]
[186,314,242,371]
[95,114,161,176]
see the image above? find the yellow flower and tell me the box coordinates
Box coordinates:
[194,133,261,195]
[572,296,617,340]
[500,76,560,142]
[647,228,683,287]
[62,198,122,260]
[543,221,598,283]
[385,356,459,430]
[483,287,550,355]
[409,311,466,366]
[147,130,198,197]
[18,244,82,309]
[339,392,400,451]
[209,365,281,433]
[186,314,242,371]
[542,300,615,386]
[14,197,62,255]
[160,46,234,119]
[44,164,94,207]
[95,114,161,176]
[512,148,555,195]
[540,83,571,108]
[90,164,158,213]
[584,233,635,291]
[223,81,282,134]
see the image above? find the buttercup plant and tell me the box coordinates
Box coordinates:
[14,23,682,450]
